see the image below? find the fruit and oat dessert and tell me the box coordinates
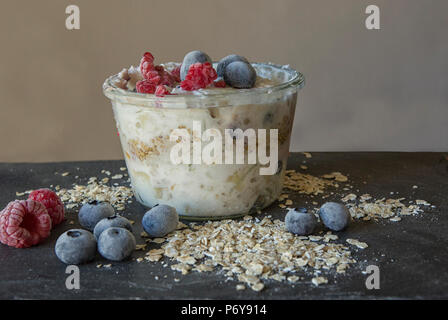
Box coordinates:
[103,50,304,219]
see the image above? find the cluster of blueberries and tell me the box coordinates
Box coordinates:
[181,50,257,89]
[285,202,351,236]
[55,201,179,265]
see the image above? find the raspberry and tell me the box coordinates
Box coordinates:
[155,85,171,97]
[180,62,217,91]
[140,52,155,80]
[136,79,157,94]
[214,79,226,88]
[138,52,178,92]
[169,65,181,83]
[0,200,52,248]
[155,65,176,87]
[28,188,65,227]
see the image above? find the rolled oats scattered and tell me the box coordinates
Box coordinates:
[150,216,355,291]
[135,244,147,251]
[346,239,368,249]
[343,194,428,220]
[303,152,312,158]
[284,171,339,195]
[322,172,348,182]
[55,176,134,211]
[311,276,328,286]
[416,200,431,206]
[287,275,299,283]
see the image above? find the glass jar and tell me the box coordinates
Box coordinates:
[103,63,304,220]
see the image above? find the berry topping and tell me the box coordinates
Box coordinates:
[217,54,249,77]
[136,79,157,94]
[223,61,257,89]
[98,227,136,261]
[55,229,96,265]
[318,202,351,231]
[155,85,171,97]
[213,78,226,88]
[142,204,179,238]
[139,52,155,80]
[28,188,65,227]
[180,50,212,81]
[93,214,133,240]
[285,208,317,236]
[136,52,177,93]
[169,65,181,83]
[180,62,218,91]
[78,200,115,231]
[155,65,176,86]
[0,200,52,248]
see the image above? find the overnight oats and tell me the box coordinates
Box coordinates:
[103,51,304,220]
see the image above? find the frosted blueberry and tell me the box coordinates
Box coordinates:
[285,209,317,236]
[217,54,249,77]
[223,61,256,89]
[98,227,136,261]
[55,229,96,265]
[142,204,179,238]
[93,214,133,240]
[319,202,351,231]
[78,200,115,231]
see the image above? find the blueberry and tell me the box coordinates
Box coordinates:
[217,54,249,77]
[93,214,133,240]
[180,50,212,81]
[78,200,115,231]
[223,61,256,89]
[285,209,317,236]
[318,202,351,231]
[55,229,96,265]
[142,204,179,237]
[98,227,136,261]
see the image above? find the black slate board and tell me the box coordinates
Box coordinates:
[0,153,447,299]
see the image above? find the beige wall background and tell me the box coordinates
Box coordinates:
[0,0,447,162]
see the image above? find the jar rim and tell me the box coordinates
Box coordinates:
[103,62,305,107]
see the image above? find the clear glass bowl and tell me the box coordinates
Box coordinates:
[103,63,304,220]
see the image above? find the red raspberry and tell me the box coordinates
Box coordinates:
[136,79,157,94]
[214,79,226,88]
[155,85,171,97]
[156,65,178,87]
[169,65,181,83]
[181,62,217,91]
[28,188,65,227]
[138,52,177,93]
[140,52,156,80]
[0,200,52,248]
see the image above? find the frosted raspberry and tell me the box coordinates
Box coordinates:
[153,65,175,87]
[28,188,65,227]
[136,79,157,94]
[155,85,171,97]
[0,200,52,248]
[181,62,217,91]
[214,79,226,88]
[140,52,156,80]
[169,65,181,83]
